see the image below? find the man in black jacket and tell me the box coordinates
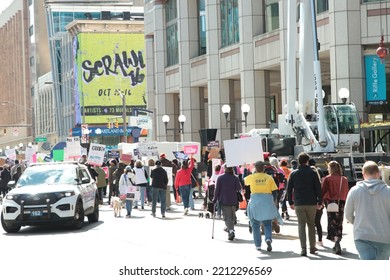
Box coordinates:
[287,152,323,256]
[160,153,178,211]
[150,160,169,218]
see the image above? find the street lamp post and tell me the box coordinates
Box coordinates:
[338,88,350,104]
[162,114,186,141]
[221,103,250,136]
[119,93,127,143]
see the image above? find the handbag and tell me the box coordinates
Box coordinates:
[237,191,244,202]
[191,173,200,188]
[327,177,342,213]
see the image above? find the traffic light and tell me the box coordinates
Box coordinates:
[107,122,111,129]
[3,128,6,135]
[115,120,119,128]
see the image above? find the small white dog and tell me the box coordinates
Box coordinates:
[111,196,123,217]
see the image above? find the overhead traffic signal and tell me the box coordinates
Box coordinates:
[107,122,111,129]
[115,120,119,128]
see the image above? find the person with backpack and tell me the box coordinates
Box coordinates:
[119,166,136,218]
[133,160,149,210]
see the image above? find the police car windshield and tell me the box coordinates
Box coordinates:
[17,166,78,187]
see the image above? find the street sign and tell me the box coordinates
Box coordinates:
[36,137,47,142]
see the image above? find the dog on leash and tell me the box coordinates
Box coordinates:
[111,196,123,217]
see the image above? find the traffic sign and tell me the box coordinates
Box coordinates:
[36,137,47,142]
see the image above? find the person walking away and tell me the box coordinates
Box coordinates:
[206,164,223,218]
[245,161,282,251]
[133,160,149,210]
[189,159,200,210]
[160,153,178,211]
[344,161,390,260]
[95,164,107,204]
[308,158,326,247]
[118,166,136,218]
[107,159,118,205]
[213,166,242,241]
[150,160,169,218]
[279,159,291,220]
[145,158,155,205]
[10,159,22,181]
[175,156,195,215]
[321,160,349,254]
[264,157,284,233]
[287,152,323,256]
[0,164,11,196]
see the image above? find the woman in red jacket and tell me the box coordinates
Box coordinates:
[175,156,195,215]
[322,161,349,255]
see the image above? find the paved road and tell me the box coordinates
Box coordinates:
[0,195,386,280]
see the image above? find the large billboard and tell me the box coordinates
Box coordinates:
[74,33,146,124]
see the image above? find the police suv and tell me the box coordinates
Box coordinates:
[1,162,99,233]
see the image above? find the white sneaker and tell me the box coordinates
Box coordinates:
[184,208,189,215]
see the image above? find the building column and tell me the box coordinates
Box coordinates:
[145,35,156,140]
[206,0,232,142]
[177,0,201,142]
[329,0,364,115]
[153,2,169,142]
[238,0,266,132]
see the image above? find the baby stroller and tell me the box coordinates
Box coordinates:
[199,182,216,218]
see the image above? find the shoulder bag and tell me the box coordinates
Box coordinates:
[327,177,342,212]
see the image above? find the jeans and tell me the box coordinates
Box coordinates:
[189,188,195,209]
[315,208,323,242]
[134,184,148,207]
[250,219,272,248]
[295,205,317,250]
[179,185,191,209]
[355,239,390,260]
[152,188,166,215]
[125,199,133,216]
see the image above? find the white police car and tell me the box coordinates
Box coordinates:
[1,162,99,233]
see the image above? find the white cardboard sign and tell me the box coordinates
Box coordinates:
[223,137,264,167]
[87,143,106,166]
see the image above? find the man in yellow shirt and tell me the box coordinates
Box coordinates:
[245,161,281,252]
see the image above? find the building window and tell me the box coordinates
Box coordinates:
[29,56,35,67]
[317,0,328,13]
[166,0,178,66]
[166,0,177,22]
[198,0,206,55]
[29,25,34,36]
[265,0,279,32]
[221,0,239,48]
[362,0,388,3]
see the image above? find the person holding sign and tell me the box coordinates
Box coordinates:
[174,156,195,215]
[119,166,136,218]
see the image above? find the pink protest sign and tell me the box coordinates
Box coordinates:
[183,145,198,155]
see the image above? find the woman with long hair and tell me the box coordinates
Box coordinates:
[174,156,195,215]
[322,161,349,254]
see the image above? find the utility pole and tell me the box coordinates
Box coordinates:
[120,93,127,143]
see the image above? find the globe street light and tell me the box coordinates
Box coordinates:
[338,88,350,104]
[221,103,250,128]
